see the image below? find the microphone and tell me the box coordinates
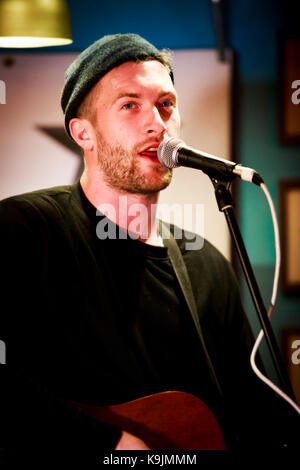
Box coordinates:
[158,137,263,185]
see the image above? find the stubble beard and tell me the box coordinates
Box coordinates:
[96,130,173,195]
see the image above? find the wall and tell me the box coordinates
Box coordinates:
[226,0,300,383]
[0,50,233,259]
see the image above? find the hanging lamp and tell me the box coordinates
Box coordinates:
[0,0,73,48]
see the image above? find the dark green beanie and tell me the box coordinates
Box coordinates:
[61,33,174,139]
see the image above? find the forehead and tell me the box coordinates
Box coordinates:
[96,60,176,102]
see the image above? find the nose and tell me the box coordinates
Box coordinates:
[144,106,167,136]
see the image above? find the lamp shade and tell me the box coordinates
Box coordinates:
[0,0,73,47]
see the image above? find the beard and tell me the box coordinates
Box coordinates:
[96,130,173,195]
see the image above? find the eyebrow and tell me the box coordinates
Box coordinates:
[113,90,177,104]
[113,92,140,103]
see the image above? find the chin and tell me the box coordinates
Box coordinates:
[133,172,173,195]
[105,167,173,195]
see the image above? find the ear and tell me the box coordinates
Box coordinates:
[69,118,94,152]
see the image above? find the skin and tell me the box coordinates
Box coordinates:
[69,60,181,447]
[70,60,181,245]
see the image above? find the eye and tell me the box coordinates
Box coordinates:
[160,100,173,108]
[122,102,136,110]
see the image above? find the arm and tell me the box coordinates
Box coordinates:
[0,199,122,456]
[184,237,297,449]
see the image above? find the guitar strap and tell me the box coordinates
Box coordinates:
[158,220,224,400]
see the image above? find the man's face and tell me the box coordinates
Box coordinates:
[90,60,181,194]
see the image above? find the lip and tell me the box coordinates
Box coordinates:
[138,142,161,162]
[139,142,160,153]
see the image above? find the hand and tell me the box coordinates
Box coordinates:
[115,431,150,450]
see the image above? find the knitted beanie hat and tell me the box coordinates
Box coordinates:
[61,33,174,138]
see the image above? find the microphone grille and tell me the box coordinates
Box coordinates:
[157,137,184,168]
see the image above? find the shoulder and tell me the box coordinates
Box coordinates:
[0,184,76,226]
[166,222,232,270]
[166,223,238,291]
[170,226,245,331]
[0,184,74,210]
[0,184,81,243]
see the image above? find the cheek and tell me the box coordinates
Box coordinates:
[95,114,132,146]
[168,111,181,135]
[112,117,141,147]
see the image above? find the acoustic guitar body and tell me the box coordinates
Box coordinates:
[69,390,226,450]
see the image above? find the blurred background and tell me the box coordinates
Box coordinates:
[0,0,299,399]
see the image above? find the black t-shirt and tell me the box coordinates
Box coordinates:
[0,182,296,459]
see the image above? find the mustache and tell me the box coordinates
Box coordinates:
[96,129,165,155]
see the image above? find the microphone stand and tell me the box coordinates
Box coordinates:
[211,178,296,402]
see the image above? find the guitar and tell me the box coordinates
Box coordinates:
[67,390,226,450]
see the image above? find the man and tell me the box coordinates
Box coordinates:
[0,33,296,460]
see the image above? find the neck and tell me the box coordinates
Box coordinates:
[80,169,162,245]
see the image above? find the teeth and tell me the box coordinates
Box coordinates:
[146,148,157,151]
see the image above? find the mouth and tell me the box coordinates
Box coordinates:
[138,143,160,161]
